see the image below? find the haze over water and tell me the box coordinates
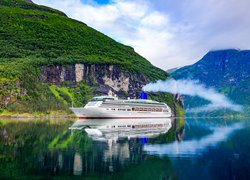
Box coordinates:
[0,117,249,179]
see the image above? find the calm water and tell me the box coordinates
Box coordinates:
[0,117,249,179]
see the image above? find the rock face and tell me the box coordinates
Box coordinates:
[175,94,184,108]
[41,64,149,98]
[0,80,27,108]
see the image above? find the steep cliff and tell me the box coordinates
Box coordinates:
[40,64,149,98]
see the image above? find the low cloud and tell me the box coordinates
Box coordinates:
[143,79,243,112]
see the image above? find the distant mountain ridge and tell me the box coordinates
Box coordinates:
[172,49,250,114]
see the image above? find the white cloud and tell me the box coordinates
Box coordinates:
[141,12,168,28]
[32,0,250,70]
[116,1,148,20]
[143,79,243,112]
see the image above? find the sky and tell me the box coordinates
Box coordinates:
[32,0,250,70]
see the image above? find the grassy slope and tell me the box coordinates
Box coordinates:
[0,0,167,80]
[0,0,183,116]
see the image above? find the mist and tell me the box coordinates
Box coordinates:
[143,79,243,112]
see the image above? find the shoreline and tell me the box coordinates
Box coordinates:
[0,114,76,119]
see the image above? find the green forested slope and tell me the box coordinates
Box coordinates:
[0,0,178,115]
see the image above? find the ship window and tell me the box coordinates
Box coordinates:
[127,109,131,111]
[132,108,135,111]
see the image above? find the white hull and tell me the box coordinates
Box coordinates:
[70,107,171,119]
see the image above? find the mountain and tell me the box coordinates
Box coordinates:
[172,49,250,114]
[0,0,183,116]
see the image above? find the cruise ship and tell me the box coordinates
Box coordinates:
[70,95,172,119]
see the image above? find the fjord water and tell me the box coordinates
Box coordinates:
[0,118,249,179]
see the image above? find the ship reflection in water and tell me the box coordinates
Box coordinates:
[69,118,173,174]
[69,118,172,142]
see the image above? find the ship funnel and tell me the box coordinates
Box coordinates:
[140,92,148,100]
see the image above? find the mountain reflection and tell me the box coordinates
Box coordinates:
[1,118,249,179]
[0,118,181,179]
